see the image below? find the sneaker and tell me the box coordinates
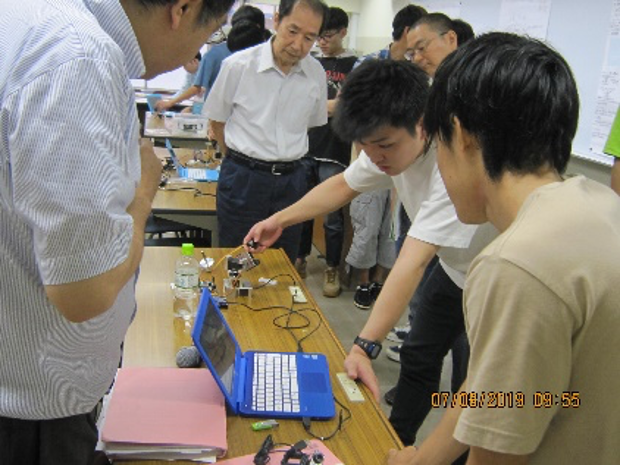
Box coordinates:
[295,258,307,279]
[386,324,411,343]
[323,267,341,298]
[370,282,383,301]
[386,344,401,363]
[384,386,397,405]
[353,283,373,309]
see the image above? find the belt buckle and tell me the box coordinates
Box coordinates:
[271,164,284,176]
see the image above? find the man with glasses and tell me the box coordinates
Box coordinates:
[295,7,357,297]
[0,0,233,462]
[406,13,459,77]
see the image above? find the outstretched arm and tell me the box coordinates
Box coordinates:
[245,173,359,252]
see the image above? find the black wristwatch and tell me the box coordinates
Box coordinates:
[354,336,382,359]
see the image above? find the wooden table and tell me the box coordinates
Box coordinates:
[151,147,219,243]
[124,247,402,464]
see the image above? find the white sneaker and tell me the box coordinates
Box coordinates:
[386,344,401,363]
[386,325,410,343]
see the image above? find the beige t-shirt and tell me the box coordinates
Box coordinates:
[454,176,620,464]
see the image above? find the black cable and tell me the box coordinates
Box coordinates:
[227,273,324,353]
[301,395,352,441]
[228,270,352,441]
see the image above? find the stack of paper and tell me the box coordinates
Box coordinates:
[100,367,227,462]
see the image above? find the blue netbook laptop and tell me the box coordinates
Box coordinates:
[191,289,335,420]
[165,139,219,182]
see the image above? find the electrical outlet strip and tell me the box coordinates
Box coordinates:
[336,372,365,403]
[288,286,307,303]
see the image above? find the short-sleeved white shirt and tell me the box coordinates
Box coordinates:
[204,39,327,161]
[344,149,497,287]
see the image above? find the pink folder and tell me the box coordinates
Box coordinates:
[102,367,226,454]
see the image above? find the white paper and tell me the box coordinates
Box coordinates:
[589,0,620,164]
[416,0,463,20]
[498,0,552,40]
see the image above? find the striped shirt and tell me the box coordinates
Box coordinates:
[0,0,144,419]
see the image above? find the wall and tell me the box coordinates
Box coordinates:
[354,0,405,54]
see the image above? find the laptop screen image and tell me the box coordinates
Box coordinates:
[197,298,236,396]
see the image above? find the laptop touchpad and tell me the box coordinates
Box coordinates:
[300,372,328,393]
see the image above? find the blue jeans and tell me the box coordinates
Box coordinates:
[298,158,345,267]
[389,260,470,446]
[216,156,307,262]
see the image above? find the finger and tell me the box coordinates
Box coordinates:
[344,362,358,380]
[357,369,380,402]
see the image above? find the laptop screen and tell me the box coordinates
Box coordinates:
[197,298,237,395]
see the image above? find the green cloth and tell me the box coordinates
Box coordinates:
[604,107,620,157]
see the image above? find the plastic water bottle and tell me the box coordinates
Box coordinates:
[173,243,200,322]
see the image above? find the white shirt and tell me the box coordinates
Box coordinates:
[0,0,142,419]
[204,39,327,161]
[344,149,498,288]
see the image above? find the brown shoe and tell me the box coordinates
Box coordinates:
[323,267,341,297]
[295,258,307,279]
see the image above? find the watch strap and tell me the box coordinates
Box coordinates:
[354,336,382,359]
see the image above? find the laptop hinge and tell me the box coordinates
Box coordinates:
[236,354,247,408]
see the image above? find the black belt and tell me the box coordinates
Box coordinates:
[227,149,300,175]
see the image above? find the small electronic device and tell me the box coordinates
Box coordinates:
[226,251,260,276]
[191,289,335,419]
[336,373,365,403]
[251,419,279,431]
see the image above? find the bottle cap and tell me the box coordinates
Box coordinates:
[181,243,195,256]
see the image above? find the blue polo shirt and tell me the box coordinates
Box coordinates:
[194,43,231,101]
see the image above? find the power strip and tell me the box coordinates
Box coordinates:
[336,372,365,403]
[288,286,307,303]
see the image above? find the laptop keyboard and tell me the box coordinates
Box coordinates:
[252,353,300,413]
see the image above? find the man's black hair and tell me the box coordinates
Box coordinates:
[227,19,266,52]
[232,4,265,29]
[323,7,348,31]
[392,4,427,41]
[451,19,475,45]
[278,0,329,34]
[332,59,429,142]
[413,12,453,35]
[136,0,235,27]
[424,32,579,180]
[194,51,202,60]
[414,14,475,46]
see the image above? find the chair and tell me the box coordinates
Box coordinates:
[144,214,211,247]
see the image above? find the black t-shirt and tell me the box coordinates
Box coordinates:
[307,54,358,166]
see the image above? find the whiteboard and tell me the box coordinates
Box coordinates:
[439,0,615,166]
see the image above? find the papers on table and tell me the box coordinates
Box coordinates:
[98,367,226,462]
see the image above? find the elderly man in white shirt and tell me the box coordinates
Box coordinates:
[204,0,328,261]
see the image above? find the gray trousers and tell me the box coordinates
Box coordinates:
[346,189,396,270]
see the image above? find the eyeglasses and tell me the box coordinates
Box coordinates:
[317,30,340,42]
[404,31,447,61]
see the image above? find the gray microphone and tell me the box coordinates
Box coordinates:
[176,346,202,368]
